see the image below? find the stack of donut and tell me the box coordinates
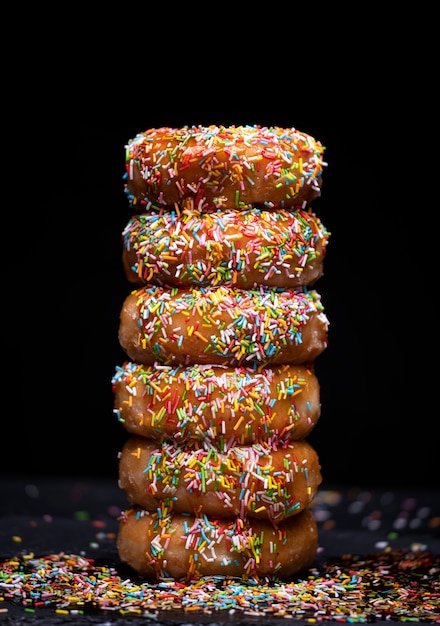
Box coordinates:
[112,124,330,581]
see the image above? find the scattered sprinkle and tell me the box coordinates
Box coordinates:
[1,549,438,621]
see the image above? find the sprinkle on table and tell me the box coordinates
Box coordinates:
[0,549,439,621]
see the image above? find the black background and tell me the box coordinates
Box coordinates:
[3,45,436,491]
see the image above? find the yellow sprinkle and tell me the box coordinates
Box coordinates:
[284,423,296,433]
[194,331,209,343]
[233,415,244,431]
[149,381,163,394]
[149,301,162,314]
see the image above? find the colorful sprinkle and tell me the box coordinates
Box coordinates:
[1,549,438,620]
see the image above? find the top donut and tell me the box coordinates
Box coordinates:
[124,125,326,211]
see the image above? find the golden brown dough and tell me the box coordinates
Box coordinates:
[122,207,330,289]
[124,125,326,211]
[118,435,322,522]
[112,361,321,449]
[118,285,329,367]
[117,505,318,581]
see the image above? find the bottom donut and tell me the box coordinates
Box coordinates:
[117,505,318,581]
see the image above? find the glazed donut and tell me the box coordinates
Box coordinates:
[124,125,326,211]
[118,435,322,522]
[117,505,318,581]
[122,206,330,289]
[112,361,321,449]
[118,285,329,367]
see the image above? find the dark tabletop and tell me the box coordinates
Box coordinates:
[1,477,439,625]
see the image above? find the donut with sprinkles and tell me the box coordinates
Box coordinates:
[122,206,330,289]
[118,435,322,522]
[117,504,318,581]
[124,125,326,211]
[112,361,321,450]
[118,284,329,367]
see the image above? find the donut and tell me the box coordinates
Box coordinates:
[122,206,330,289]
[118,285,329,367]
[124,125,326,212]
[112,362,321,450]
[118,435,322,522]
[117,504,318,581]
